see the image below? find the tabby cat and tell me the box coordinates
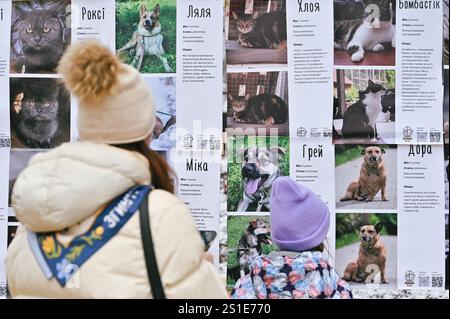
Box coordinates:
[11,79,61,148]
[231,11,286,49]
[334,0,395,63]
[229,93,288,125]
[11,2,69,73]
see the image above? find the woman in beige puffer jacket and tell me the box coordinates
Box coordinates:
[6,40,227,299]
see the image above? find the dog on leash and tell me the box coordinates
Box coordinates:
[237,219,271,278]
[340,146,388,202]
[237,146,286,212]
[343,222,388,284]
[117,4,173,72]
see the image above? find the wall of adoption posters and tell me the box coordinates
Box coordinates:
[0,0,448,298]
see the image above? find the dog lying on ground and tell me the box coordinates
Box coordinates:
[117,4,172,72]
[237,146,286,212]
[343,222,388,284]
[340,146,388,202]
[237,219,271,278]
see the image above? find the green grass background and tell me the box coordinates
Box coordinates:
[227,136,290,212]
[336,213,398,249]
[226,216,274,289]
[116,0,176,74]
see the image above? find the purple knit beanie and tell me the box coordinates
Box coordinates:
[270,177,330,252]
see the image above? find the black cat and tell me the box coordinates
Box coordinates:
[11,79,63,149]
[229,93,288,125]
[11,1,70,73]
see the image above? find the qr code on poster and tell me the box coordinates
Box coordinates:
[0,138,10,148]
[210,138,220,151]
[419,276,430,287]
[417,132,428,143]
[432,276,443,288]
[0,285,6,298]
[430,132,441,143]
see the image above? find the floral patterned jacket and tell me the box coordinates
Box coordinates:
[231,251,353,299]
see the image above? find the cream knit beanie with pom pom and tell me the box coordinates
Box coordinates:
[58,40,156,144]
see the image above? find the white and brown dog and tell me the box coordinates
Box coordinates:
[117,4,172,72]
[340,146,388,202]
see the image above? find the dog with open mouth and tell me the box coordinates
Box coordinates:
[237,219,272,278]
[237,146,286,212]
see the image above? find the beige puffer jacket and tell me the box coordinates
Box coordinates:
[6,142,227,299]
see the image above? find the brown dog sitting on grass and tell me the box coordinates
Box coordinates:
[343,222,388,284]
[340,146,388,202]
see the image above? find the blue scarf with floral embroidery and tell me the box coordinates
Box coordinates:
[27,185,151,287]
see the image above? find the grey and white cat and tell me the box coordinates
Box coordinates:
[334,0,395,63]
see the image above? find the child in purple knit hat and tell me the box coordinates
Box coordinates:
[231,177,352,299]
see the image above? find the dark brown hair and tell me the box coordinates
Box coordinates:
[114,140,175,193]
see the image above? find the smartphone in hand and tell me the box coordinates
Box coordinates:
[199,230,217,251]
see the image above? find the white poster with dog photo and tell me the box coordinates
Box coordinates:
[396,1,444,144]
[286,0,334,140]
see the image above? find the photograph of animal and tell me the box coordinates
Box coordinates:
[340,146,388,203]
[334,0,396,65]
[10,0,71,74]
[341,80,386,142]
[226,71,289,136]
[116,1,175,73]
[226,216,273,287]
[333,69,395,144]
[144,77,176,151]
[236,219,272,277]
[230,10,286,49]
[229,93,288,125]
[343,222,389,284]
[238,146,286,212]
[10,78,70,149]
[226,0,287,65]
[227,137,289,212]
[381,89,395,122]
